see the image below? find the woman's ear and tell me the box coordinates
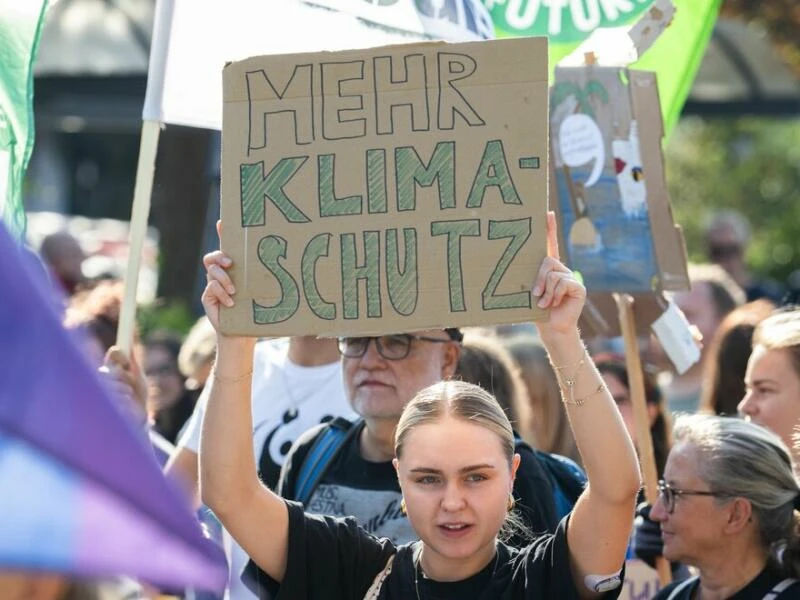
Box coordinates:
[392,458,399,472]
[510,453,521,489]
[725,497,754,534]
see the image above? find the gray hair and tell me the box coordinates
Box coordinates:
[673,415,800,576]
[704,209,751,246]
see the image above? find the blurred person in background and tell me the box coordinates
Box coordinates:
[699,299,775,417]
[62,280,173,467]
[661,263,745,416]
[456,331,534,443]
[0,572,141,600]
[704,210,784,303]
[503,334,582,467]
[738,307,800,467]
[39,230,86,298]
[144,330,197,444]
[179,316,217,394]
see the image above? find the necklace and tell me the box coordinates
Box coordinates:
[413,546,500,600]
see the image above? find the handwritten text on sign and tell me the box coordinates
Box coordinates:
[220,37,549,336]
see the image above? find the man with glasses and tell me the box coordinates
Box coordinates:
[276,327,560,545]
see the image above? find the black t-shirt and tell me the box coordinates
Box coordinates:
[653,567,800,599]
[245,500,623,600]
[277,421,558,545]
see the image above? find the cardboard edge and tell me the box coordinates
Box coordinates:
[628,69,690,293]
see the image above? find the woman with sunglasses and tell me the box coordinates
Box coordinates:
[651,414,800,599]
[199,214,641,599]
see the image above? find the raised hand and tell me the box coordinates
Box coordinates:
[100,346,148,426]
[201,250,235,333]
[533,211,586,337]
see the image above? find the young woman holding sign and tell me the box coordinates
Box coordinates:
[199,213,640,599]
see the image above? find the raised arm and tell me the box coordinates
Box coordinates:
[534,213,641,597]
[199,249,290,583]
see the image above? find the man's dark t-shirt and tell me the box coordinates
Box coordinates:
[277,421,558,545]
[245,500,623,600]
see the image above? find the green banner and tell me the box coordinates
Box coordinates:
[484,0,722,136]
[0,0,48,240]
[487,0,653,43]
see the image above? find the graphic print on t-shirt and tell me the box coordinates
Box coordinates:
[307,484,414,544]
[259,407,336,488]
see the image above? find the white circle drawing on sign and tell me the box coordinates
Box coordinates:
[558,114,605,187]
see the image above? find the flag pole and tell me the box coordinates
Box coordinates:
[116,119,161,354]
[614,292,672,587]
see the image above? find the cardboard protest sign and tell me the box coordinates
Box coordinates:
[550,66,689,296]
[220,38,549,337]
[620,559,662,600]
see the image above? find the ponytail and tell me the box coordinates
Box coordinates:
[771,507,800,578]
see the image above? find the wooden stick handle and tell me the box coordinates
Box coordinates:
[116,120,161,355]
[614,293,672,587]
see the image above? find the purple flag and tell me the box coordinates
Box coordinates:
[0,221,227,592]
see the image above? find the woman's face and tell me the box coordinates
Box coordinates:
[394,415,519,579]
[144,345,184,413]
[739,346,800,453]
[600,371,658,447]
[650,442,732,565]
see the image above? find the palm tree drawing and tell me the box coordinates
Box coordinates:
[551,78,610,247]
[551,79,609,119]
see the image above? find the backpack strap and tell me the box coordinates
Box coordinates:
[764,578,799,600]
[294,417,358,504]
[665,576,698,600]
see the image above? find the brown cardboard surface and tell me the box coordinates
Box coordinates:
[579,292,667,339]
[220,38,549,337]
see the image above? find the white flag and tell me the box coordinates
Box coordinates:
[143,0,493,131]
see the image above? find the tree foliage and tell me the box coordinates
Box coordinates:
[665,116,800,285]
[722,0,800,76]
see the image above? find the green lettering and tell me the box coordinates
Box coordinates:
[385,228,418,316]
[319,154,362,217]
[341,231,381,319]
[240,158,310,227]
[301,234,336,320]
[466,140,521,209]
[482,218,532,310]
[366,149,388,214]
[431,220,480,312]
[395,142,455,212]
[252,235,300,324]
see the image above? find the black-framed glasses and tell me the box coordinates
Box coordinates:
[337,334,451,361]
[657,480,730,514]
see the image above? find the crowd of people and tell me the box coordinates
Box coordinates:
[18,208,800,599]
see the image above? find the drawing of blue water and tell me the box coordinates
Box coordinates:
[555,169,658,293]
